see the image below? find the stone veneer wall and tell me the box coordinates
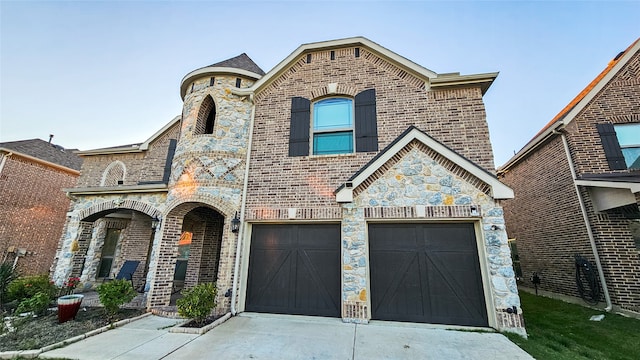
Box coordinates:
[341,146,523,334]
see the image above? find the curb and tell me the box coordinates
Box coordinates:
[169,312,231,335]
[0,312,152,359]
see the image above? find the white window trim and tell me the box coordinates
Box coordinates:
[311,97,355,155]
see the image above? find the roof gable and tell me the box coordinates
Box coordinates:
[500,37,640,171]
[335,126,513,202]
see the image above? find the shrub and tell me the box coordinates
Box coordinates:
[96,279,136,320]
[0,262,18,309]
[176,283,217,326]
[15,291,51,315]
[7,275,57,303]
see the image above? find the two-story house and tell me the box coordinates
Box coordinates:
[499,38,640,315]
[51,37,524,334]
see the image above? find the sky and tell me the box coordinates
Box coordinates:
[1,1,638,167]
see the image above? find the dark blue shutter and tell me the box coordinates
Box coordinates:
[355,89,378,152]
[289,97,311,156]
[162,139,177,183]
[596,123,626,170]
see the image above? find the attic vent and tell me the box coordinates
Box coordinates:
[210,77,215,86]
[235,78,242,88]
[355,47,360,58]
[330,50,335,60]
[306,54,312,63]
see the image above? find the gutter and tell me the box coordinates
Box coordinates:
[557,130,612,312]
[230,93,255,315]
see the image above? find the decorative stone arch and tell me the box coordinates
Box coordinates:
[77,199,162,222]
[101,161,127,186]
[194,95,216,135]
[164,193,237,220]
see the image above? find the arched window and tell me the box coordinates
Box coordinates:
[195,95,216,135]
[101,161,126,186]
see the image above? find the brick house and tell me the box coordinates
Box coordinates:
[498,38,640,315]
[52,37,524,334]
[0,139,82,275]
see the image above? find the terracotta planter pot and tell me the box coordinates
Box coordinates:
[57,294,84,323]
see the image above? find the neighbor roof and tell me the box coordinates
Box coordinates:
[500,37,640,172]
[0,139,83,171]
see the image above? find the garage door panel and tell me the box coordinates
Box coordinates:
[246,224,340,317]
[370,223,488,327]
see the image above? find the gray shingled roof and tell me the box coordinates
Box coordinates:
[0,139,83,171]
[209,53,265,76]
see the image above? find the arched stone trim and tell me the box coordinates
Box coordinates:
[77,199,162,221]
[309,83,358,99]
[101,161,126,186]
[194,95,216,135]
[164,194,238,220]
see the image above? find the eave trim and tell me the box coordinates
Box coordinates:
[65,183,168,195]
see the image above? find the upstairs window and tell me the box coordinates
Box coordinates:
[313,98,354,155]
[289,89,377,157]
[614,123,640,169]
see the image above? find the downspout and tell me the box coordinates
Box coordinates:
[557,130,612,311]
[231,94,255,316]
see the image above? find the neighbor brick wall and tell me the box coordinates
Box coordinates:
[500,136,594,296]
[0,155,78,275]
[247,47,495,213]
[76,121,180,187]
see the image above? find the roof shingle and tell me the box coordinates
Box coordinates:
[0,139,83,171]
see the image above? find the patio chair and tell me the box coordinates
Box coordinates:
[107,260,140,290]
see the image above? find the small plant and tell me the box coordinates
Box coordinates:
[0,262,18,309]
[176,283,217,326]
[7,275,57,303]
[61,276,81,296]
[96,279,136,320]
[15,291,51,315]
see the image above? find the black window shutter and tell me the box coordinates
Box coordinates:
[355,89,378,152]
[163,139,178,183]
[596,123,626,170]
[289,97,311,156]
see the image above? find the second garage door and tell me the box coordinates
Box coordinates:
[369,223,488,327]
[245,224,341,317]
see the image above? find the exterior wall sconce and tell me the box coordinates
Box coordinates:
[151,216,161,230]
[231,212,241,233]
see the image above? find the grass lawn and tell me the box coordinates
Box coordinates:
[505,291,640,360]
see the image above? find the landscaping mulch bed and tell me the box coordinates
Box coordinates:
[0,307,146,351]
[179,314,223,328]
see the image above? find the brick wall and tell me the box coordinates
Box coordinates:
[0,155,78,275]
[247,47,495,213]
[500,136,594,296]
[76,121,180,187]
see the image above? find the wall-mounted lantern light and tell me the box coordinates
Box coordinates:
[231,212,241,233]
[151,216,161,230]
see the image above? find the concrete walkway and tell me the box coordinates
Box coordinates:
[41,313,534,360]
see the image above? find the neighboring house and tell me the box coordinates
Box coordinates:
[0,139,82,275]
[498,38,640,315]
[51,37,524,334]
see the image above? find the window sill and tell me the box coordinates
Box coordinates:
[307,153,359,160]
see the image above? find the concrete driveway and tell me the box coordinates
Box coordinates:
[41,313,533,360]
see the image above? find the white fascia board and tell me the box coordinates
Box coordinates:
[180,67,264,99]
[575,180,640,193]
[0,147,80,175]
[252,37,437,94]
[139,115,181,150]
[75,145,142,156]
[498,121,563,172]
[65,183,168,195]
[341,128,514,201]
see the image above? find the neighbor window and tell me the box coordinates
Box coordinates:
[312,98,354,155]
[614,123,640,169]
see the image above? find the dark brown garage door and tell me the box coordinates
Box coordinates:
[369,223,488,326]
[245,224,341,317]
